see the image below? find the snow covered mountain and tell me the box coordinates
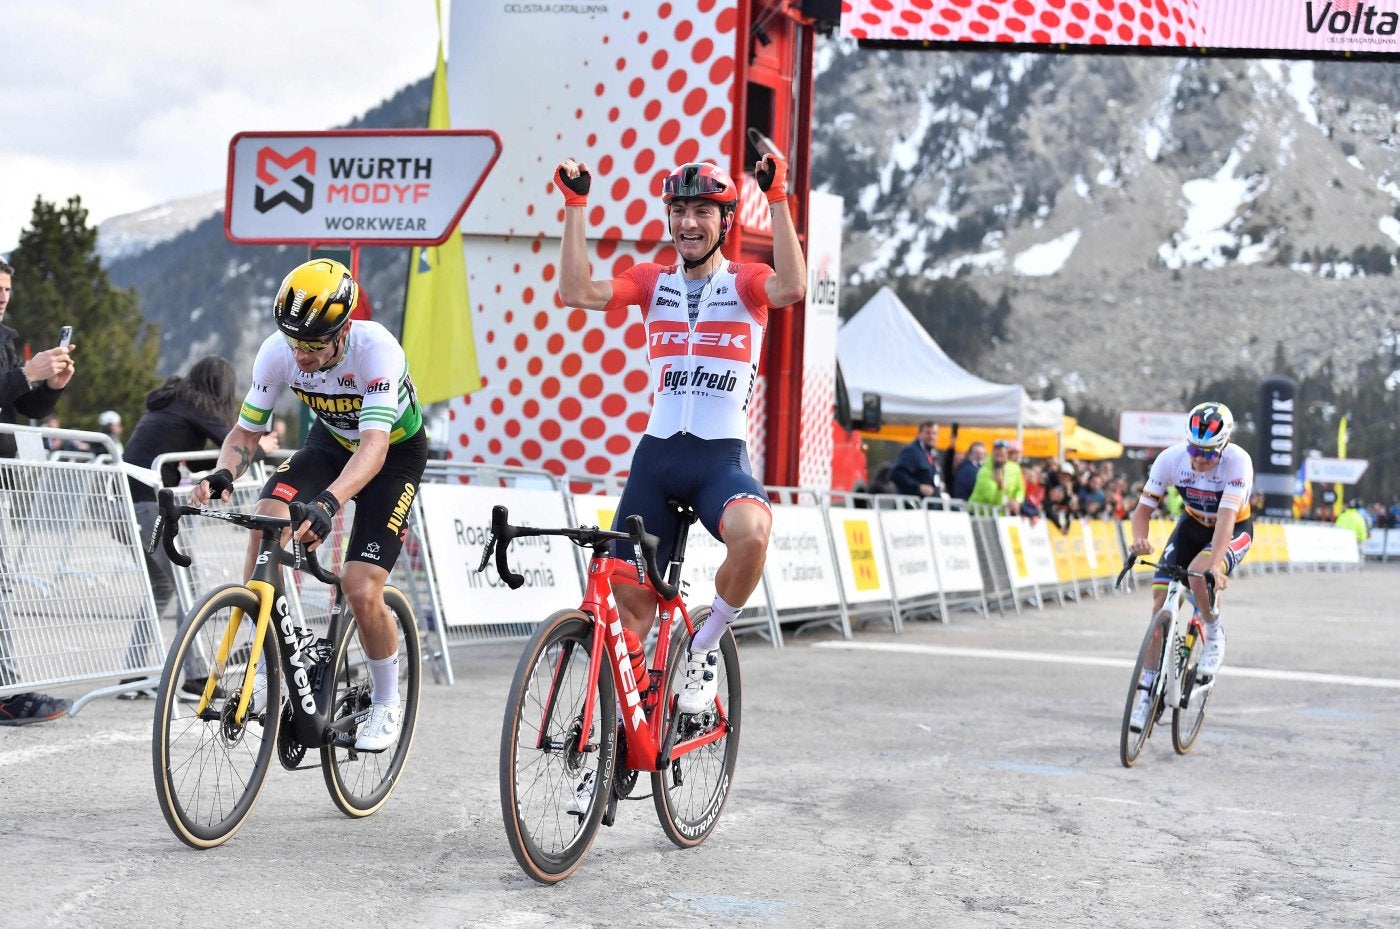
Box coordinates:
[811,42,1400,408]
[96,191,224,263]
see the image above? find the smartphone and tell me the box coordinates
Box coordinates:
[58,326,73,349]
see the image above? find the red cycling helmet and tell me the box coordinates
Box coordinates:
[661,162,739,206]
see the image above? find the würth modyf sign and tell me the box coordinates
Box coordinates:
[225,129,501,246]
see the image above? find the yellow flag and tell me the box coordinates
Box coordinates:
[1335,415,1348,518]
[402,2,480,404]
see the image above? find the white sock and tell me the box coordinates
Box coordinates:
[1202,619,1223,642]
[367,654,400,705]
[691,594,740,652]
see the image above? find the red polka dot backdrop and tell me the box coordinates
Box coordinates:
[839,0,1204,46]
[445,4,744,480]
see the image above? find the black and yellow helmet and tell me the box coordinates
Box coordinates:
[273,259,358,342]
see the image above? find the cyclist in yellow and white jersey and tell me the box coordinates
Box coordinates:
[1128,402,1254,700]
[190,258,427,752]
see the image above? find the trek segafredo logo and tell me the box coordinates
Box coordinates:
[647,320,753,362]
[1305,1,1400,35]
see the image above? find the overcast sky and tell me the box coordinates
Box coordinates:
[1,1,447,254]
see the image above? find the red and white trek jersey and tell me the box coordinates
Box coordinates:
[1139,442,1255,525]
[606,260,773,441]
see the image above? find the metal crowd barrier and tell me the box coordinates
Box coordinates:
[0,425,159,708]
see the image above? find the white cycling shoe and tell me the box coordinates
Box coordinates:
[355,699,402,753]
[1197,631,1227,678]
[676,649,720,715]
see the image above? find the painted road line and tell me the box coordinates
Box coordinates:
[810,641,1400,689]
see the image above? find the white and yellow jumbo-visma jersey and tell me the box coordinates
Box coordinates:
[238,320,422,449]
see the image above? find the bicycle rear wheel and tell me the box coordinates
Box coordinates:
[152,585,280,848]
[1172,622,1212,754]
[652,606,742,848]
[322,586,423,816]
[1120,610,1169,769]
[500,609,617,884]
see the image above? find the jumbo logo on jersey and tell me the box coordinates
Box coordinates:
[647,320,752,361]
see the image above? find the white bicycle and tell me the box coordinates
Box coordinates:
[1116,557,1218,768]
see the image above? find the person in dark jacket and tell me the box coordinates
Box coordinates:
[0,258,79,725]
[124,355,280,614]
[889,420,943,500]
[952,440,986,500]
[118,355,279,695]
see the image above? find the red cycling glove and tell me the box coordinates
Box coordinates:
[755,153,788,204]
[556,163,591,207]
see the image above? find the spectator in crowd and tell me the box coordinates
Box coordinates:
[1335,500,1369,544]
[969,438,1024,513]
[1079,472,1108,519]
[97,409,123,451]
[118,356,279,694]
[1043,482,1075,533]
[41,414,82,453]
[1020,462,1044,519]
[952,440,985,500]
[889,420,943,501]
[0,257,78,725]
[1370,502,1394,530]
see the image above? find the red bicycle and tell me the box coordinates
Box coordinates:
[478,502,741,883]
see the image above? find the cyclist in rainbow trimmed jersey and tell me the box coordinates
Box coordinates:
[1128,401,1254,693]
[190,258,427,753]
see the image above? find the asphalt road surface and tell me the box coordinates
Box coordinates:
[4,563,1398,929]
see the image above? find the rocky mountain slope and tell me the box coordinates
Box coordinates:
[812,43,1400,408]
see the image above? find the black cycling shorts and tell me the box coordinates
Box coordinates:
[1155,514,1253,587]
[260,420,428,571]
[610,432,770,575]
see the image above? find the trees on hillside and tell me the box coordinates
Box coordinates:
[8,196,160,435]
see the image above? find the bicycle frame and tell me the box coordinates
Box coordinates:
[484,503,732,774]
[1119,556,1217,714]
[154,492,357,749]
[569,554,728,773]
[1154,576,1209,713]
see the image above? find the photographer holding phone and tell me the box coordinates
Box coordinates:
[0,257,78,725]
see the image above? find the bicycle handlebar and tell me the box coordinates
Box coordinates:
[1115,555,1217,600]
[148,488,341,586]
[477,504,679,601]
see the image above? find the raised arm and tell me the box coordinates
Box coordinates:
[555,159,615,311]
[756,153,807,308]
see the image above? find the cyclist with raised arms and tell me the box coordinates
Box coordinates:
[1127,402,1253,726]
[190,258,428,752]
[555,152,806,715]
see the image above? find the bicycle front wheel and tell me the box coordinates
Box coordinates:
[1172,622,1212,754]
[652,606,742,848]
[321,586,423,817]
[1120,610,1169,769]
[500,609,617,884]
[152,585,280,849]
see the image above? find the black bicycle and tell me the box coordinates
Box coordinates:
[147,488,422,848]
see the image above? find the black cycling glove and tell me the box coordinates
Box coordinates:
[304,490,340,542]
[204,468,235,501]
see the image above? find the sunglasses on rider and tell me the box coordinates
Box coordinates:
[1186,444,1222,461]
[662,171,728,199]
[284,334,336,353]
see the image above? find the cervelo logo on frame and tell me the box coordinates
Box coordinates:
[254,146,316,214]
[647,320,752,361]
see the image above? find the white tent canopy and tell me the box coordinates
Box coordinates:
[838,286,1064,429]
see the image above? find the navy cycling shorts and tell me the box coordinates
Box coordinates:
[610,432,770,576]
